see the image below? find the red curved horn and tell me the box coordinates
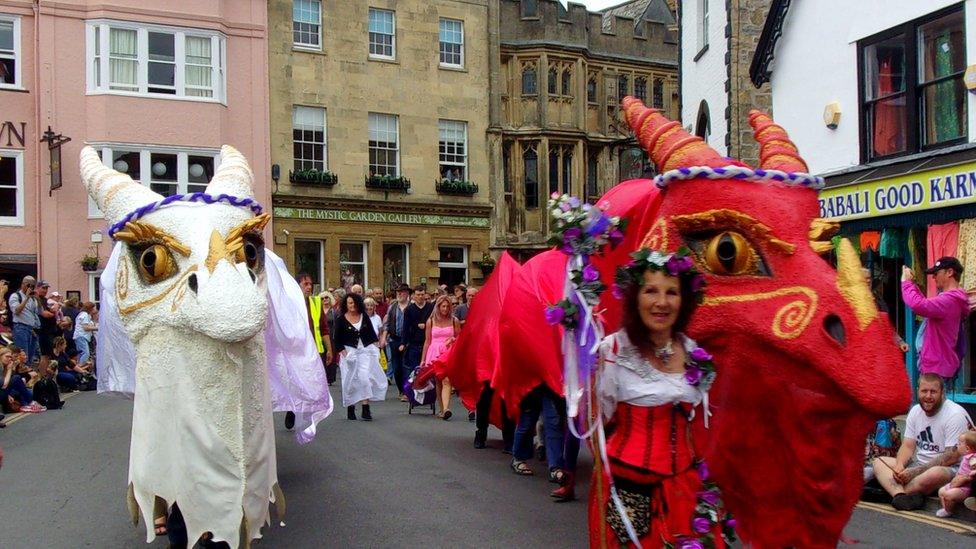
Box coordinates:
[748,110,809,172]
[622,96,734,172]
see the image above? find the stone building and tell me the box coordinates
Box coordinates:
[678,0,773,165]
[268,0,492,293]
[488,0,679,259]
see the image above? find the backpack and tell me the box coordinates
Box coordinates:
[33,377,63,410]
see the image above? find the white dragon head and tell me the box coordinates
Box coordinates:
[80,145,269,344]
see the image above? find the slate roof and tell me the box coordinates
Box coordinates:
[601,0,676,33]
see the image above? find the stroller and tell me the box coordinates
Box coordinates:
[404,367,436,415]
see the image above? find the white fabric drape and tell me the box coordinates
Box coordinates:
[109,28,138,89]
[185,36,212,97]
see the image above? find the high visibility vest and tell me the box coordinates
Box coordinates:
[308,295,325,354]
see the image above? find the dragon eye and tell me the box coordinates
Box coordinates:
[137,244,177,283]
[241,233,265,272]
[688,231,770,276]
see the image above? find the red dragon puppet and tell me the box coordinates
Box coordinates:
[447,98,911,548]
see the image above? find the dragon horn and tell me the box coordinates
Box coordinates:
[79,146,163,225]
[621,96,732,172]
[205,145,255,199]
[748,110,809,172]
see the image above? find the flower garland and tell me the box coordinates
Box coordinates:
[666,459,738,548]
[613,247,706,302]
[544,193,626,331]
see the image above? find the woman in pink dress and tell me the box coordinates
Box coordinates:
[421,295,460,420]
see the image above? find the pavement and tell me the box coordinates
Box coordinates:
[1,388,975,548]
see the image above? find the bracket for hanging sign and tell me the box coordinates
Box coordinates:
[40,126,71,196]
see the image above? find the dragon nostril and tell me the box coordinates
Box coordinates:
[188,274,198,294]
[824,314,846,346]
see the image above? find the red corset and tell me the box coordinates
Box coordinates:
[606,402,695,484]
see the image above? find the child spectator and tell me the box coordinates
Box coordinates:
[936,431,976,517]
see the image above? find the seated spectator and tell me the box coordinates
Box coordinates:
[9,344,39,387]
[0,346,45,413]
[936,431,976,517]
[873,374,974,510]
[52,337,87,390]
[33,360,65,409]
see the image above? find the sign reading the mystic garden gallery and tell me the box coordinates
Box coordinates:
[818,160,976,221]
[273,207,490,228]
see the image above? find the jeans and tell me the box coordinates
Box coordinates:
[75,337,91,365]
[512,387,566,471]
[56,371,81,391]
[13,323,38,364]
[3,374,33,405]
[389,337,406,394]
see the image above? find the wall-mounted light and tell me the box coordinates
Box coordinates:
[823,102,841,130]
[271,164,281,193]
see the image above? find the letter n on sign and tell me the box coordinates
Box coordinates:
[40,126,71,196]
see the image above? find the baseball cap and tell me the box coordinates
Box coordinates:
[37,280,50,288]
[924,256,964,275]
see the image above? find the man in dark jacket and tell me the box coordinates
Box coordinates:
[385,284,412,398]
[401,286,433,383]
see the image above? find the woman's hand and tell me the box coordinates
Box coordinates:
[445,337,456,347]
[901,266,914,282]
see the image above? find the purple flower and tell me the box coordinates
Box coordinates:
[559,202,572,212]
[698,490,720,506]
[561,244,574,255]
[677,538,705,549]
[692,517,712,534]
[690,274,706,292]
[544,306,565,325]
[582,264,600,282]
[550,192,560,199]
[569,196,581,208]
[690,347,713,363]
[609,229,625,246]
[587,215,611,237]
[564,227,582,241]
[612,284,625,299]
[684,365,703,386]
[724,518,737,530]
[697,461,710,481]
[666,255,694,276]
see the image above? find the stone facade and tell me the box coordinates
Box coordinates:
[489,0,678,258]
[726,0,773,166]
[268,0,492,293]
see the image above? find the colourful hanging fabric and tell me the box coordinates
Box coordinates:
[832,235,860,256]
[879,228,905,259]
[956,219,976,290]
[926,222,960,297]
[860,231,881,252]
[907,227,927,289]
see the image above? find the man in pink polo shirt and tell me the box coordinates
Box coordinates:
[901,257,969,381]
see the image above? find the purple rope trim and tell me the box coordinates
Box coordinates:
[652,165,825,190]
[107,193,264,238]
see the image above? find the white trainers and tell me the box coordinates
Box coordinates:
[965,497,976,511]
[935,508,951,518]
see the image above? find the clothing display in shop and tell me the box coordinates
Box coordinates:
[956,219,976,291]
[860,231,881,252]
[879,228,906,259]
[907,227,927,286]
[927,222,960,297]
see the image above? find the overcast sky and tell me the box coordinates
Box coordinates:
[577,0,628,10]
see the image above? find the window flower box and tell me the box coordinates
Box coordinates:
[290,169,338,187]
[365,174,410,192]
[435,179,478,195]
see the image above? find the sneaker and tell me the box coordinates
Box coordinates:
[965,497,976,511]
[468,411,475,422]
[891,493,925,511]
[935,508,951,518]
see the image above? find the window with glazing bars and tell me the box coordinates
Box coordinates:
[293,0,321,48]
[439,19,463,67]
[369,8,395,58]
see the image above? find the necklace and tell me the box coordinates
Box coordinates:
[654,338,675,362]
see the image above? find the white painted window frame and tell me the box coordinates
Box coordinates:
[293,105,328,171]
[86,20,226,103]
[437,245,468,283]
[697,0,709,52]
[88,271,103,305]
[0,15,23,90]
[438,119,468,180]
[368,112,400,177]
[340,241,369,288]
[295,239,326,292]
[368,8,396,60]
[88,144,221,218]
[0,149,24,226]
[438,18,464,69]
[292,0,322,50]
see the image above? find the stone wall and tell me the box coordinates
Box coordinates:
[727,0,773,166]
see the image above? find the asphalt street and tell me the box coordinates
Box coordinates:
[1,389,974,548]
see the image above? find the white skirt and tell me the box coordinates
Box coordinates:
[339,345,389,407]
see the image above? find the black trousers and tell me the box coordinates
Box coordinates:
[475,382,515,450]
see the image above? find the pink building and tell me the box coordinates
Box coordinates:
[0,0,270,303]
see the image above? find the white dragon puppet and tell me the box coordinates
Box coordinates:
[80,145,332,548]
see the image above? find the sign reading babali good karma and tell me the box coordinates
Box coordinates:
[818,161,976,222]
[273,207,490,228]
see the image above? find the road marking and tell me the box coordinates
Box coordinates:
[2,391,83,427]
[856,501,976,534]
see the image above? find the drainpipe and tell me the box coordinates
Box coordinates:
[32,0,42,278]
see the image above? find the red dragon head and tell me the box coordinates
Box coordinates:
[620,97,911,548]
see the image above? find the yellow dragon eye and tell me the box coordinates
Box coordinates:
[138,244,177,283]
[702,231,764,276]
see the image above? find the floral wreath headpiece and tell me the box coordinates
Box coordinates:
[613,247,707,302]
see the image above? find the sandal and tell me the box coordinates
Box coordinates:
[511,460,533,476]
[548,468,567,484]
[442,410,453,421]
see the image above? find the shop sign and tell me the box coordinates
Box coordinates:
[273,207,490,228]
[0,121,26,148]
[819,160,976,221]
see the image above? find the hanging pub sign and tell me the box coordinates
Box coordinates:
[818,160,976,222]
[40,126,71,196]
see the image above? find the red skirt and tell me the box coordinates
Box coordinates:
[588,403,726,548]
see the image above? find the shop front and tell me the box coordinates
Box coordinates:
[820,147,976,403]
[272,197,492,296]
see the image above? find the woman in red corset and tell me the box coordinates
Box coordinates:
[590,248,734,548]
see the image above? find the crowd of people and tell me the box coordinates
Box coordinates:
[0,276,98,423]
